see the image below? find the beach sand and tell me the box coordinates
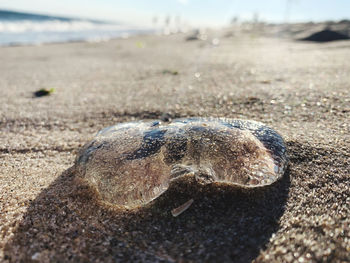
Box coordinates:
[0,28,349,262]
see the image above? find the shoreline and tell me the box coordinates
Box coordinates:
[0,29,156,48]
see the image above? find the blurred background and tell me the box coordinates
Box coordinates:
[0,0,350,46]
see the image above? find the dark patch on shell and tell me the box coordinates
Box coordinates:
[127,129,167,160]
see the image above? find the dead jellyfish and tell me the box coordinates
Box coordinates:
[75,118,288,208]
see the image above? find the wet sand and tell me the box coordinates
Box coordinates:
[0,29,349,262]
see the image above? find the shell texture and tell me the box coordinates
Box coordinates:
[75,118,288,208]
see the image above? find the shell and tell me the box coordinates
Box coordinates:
[75,118,288,208]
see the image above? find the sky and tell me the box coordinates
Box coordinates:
[0,0,350,26]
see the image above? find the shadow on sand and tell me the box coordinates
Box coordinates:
[4,162,290,262]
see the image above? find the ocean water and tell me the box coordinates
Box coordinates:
[0,10,152,46]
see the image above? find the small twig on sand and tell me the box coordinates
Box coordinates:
[171,199,194,217]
